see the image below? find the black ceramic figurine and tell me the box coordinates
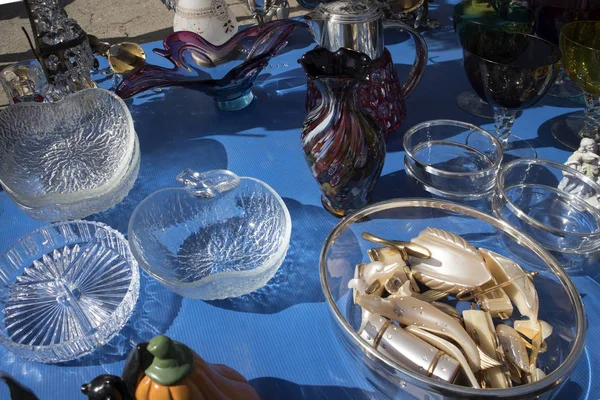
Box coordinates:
[81,375,132,400]
[81,342,150,400]
[0,372,39,400]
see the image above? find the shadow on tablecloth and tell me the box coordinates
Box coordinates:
[251,377,376,400]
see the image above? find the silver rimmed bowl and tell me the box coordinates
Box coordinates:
[493,158,600,270]
[320,198,586,399]
[404,120,503,199]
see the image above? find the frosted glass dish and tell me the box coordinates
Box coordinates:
[0,221,140,363]
[0,88,138,221]
[128,169,292,300]
[9,136,140,222]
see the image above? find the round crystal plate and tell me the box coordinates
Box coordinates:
[0,221,140,363]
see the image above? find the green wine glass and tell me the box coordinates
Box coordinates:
[530,0,600,99]
[559,21,600,144]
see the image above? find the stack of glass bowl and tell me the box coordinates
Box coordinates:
[0,88,140,221]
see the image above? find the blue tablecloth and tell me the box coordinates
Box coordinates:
[0,1,597,399]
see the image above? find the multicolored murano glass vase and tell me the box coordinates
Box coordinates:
[305,47,405,138]
[299,47,386,217]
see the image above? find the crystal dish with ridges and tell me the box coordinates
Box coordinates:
[0,221,140,363]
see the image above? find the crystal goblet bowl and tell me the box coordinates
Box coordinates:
[128,169,292,300]
[115,20,305,111]
[462,30,561,158]
[0,221,140,363]
[320,198,585,399]
[530,0,600,48]
[453,0,535,119]
[0,88,139,221]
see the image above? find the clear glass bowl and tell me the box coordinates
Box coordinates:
[492,158,600,269]
[128,169,292,300]
[0,221,140,363]
[0,88,139,221]
[403,120,503,199]
[320,198,586,399]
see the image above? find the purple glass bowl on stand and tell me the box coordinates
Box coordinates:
[115,20,305,111]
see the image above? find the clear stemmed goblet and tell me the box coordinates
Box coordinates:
[454,0,535,119]
[462,31,561,159]
[558,21,600,145]
[529,0,600,99]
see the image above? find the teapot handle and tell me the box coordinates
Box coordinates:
[382,20,428,99]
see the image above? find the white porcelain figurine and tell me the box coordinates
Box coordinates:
[558,137,600,206]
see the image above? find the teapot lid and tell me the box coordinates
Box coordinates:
[318,1,383,24]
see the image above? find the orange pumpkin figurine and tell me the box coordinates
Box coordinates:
[134,335,261,400]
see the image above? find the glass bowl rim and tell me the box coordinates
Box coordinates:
[403,119,504,178]
[127,176,292,288]
[560,20,600,53]
[0,220,140,361]
[463,31,562,67]
[0,88,137,207]
[319,198,587,397]
[494,157,600,241]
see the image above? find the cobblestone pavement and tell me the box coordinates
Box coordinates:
[0,0,306,104]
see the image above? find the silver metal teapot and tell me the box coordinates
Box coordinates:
[303,0,428,136]
[246,0,290,24]
[304,0,427,89]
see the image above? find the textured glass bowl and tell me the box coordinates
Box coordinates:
[115,20,304,111]
[128,169,292,300]
[492,158,600,269]
[0,88,139,221]
[0,221,140,363]
[320,198,586,399]
[403,120,503,199]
